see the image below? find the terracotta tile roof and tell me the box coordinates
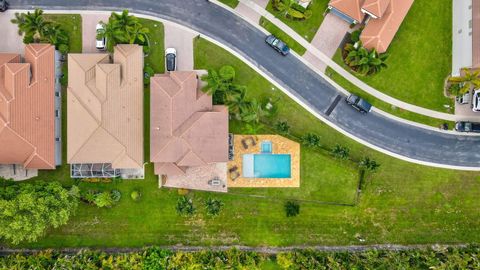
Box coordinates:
[360,0,414,53]
[473,0,480,68]
[329,0,366,22]
[0,44,55,169]
[67,44,144,169]
[361,0,391,18]
[150,71,229,177]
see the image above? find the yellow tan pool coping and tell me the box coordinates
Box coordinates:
[227,134,300,188]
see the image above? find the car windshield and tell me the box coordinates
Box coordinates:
[465,122,472,132]
[166,54,175,69]
[272,39,279,46]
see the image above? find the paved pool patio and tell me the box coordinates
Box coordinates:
[227,135,300,188]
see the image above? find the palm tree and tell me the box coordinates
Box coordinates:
[97,21,127,52]
[449,69,480,95]
[344,42,388,76]
[240,99,267,123]
[225,87,248,120]
[11,9,50,42]
[42,24,68,49]
[127,23,150,45]
[201,70,229,97]
[110,10,139,42]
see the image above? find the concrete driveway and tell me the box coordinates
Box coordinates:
[306,13,350,71]
[82,13,110,53]
[0,11,25,53]
[164,23,196,70]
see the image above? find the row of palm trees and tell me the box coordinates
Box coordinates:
[97,10,150,53]
[11,9,70,53]
[201,66,273,126]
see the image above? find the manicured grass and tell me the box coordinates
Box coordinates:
[139,18,165,73]
[259,17,306,55]
[218,0,239,9]
[44,14,82,53]
[332,0,453,112]
[326,66,455,128]
[265,0,330,42]
[15,26,480,249]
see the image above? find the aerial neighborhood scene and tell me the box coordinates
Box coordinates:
[0,0,480,268]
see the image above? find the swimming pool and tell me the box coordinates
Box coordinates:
[242,154,291,178]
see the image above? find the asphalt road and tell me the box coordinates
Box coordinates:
[11,0,480,168]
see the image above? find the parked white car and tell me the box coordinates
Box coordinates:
[473,89,480,112]
[96,23,106,50]
[165,48,177,71]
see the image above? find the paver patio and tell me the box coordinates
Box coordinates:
[227,134,300,188]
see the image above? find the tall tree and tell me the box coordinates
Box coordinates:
[97,20,127,52]
[0,182,79,244]
[11,9,50,42]
[344,42,389,76]
[449,69,480,95]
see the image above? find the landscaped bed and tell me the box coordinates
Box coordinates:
[7,17,480,249]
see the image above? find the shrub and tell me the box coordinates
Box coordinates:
[58,43,69,55]
[291,2,306,12]
[301,133,320,148]
[110,189,121,202]
[94,192,114,208]
[205,198,224,216]
[219,65,235,82]
[304,10,312,19]
[284,201,300,217]
[275,121,290,134]
[144,65,155,85]
[286,9,305,20]
[176,196,195,216]
[331,144,350,160]
[82,190,96,204]
[131,190,141,201]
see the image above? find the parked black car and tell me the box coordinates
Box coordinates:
[346,94,372,114]
[0,0,9,12]
[455,121,480,133]
[265,35,290,56]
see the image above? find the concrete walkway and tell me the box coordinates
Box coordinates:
[307,13,350,71]
[223,0,459,122]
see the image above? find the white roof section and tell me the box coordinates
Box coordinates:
[452,0,472,76]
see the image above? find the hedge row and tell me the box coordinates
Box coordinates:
[1,245,480,269]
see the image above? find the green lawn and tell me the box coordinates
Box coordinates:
[326,66,455,128]
[11,21,480,249]
[44,14,82,53]
[331,0,453,112]
[139,18,165,73]
[218,0,239,9]
[259,17,306,55]
[265,0,330,42]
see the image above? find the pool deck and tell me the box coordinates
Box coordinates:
[227,135,300,188]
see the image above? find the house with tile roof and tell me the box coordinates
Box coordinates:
[67,44,144,178]
[150,71,229,192]
[328,0,414,53]
[0,44,59,178]
[452,0,479,76]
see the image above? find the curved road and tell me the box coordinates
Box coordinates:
[12,0,480,168]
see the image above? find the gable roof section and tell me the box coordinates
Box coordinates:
[0,44,55,169]
[361,0,391,18]
[329,0,366,22]
[67,44,144,169]
[150,71,229,177]
[360,0,414,53]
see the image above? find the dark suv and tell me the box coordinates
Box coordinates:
[346,94,372,114]
[265,35,290,56]
[0,0,9,12]
[455,121,480,133]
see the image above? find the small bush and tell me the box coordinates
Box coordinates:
[219,65,235,82]
[82,190,96,204]
[176,196,195,216]
[205,198,224,216]
[304,10,312,19]
[131,190,141,201]
[291,2,306,12]
[301,133,321,148]
[284,201,300,217]
[110,189,121,202]
[275,121,290,134]
[331,144,350,160]
[94,192,114,208]
[144,66,155,85]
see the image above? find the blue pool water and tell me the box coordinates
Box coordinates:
[261,141,272,153]
[242,154,291,178]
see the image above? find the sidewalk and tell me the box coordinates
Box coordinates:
[225,0,459,122]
